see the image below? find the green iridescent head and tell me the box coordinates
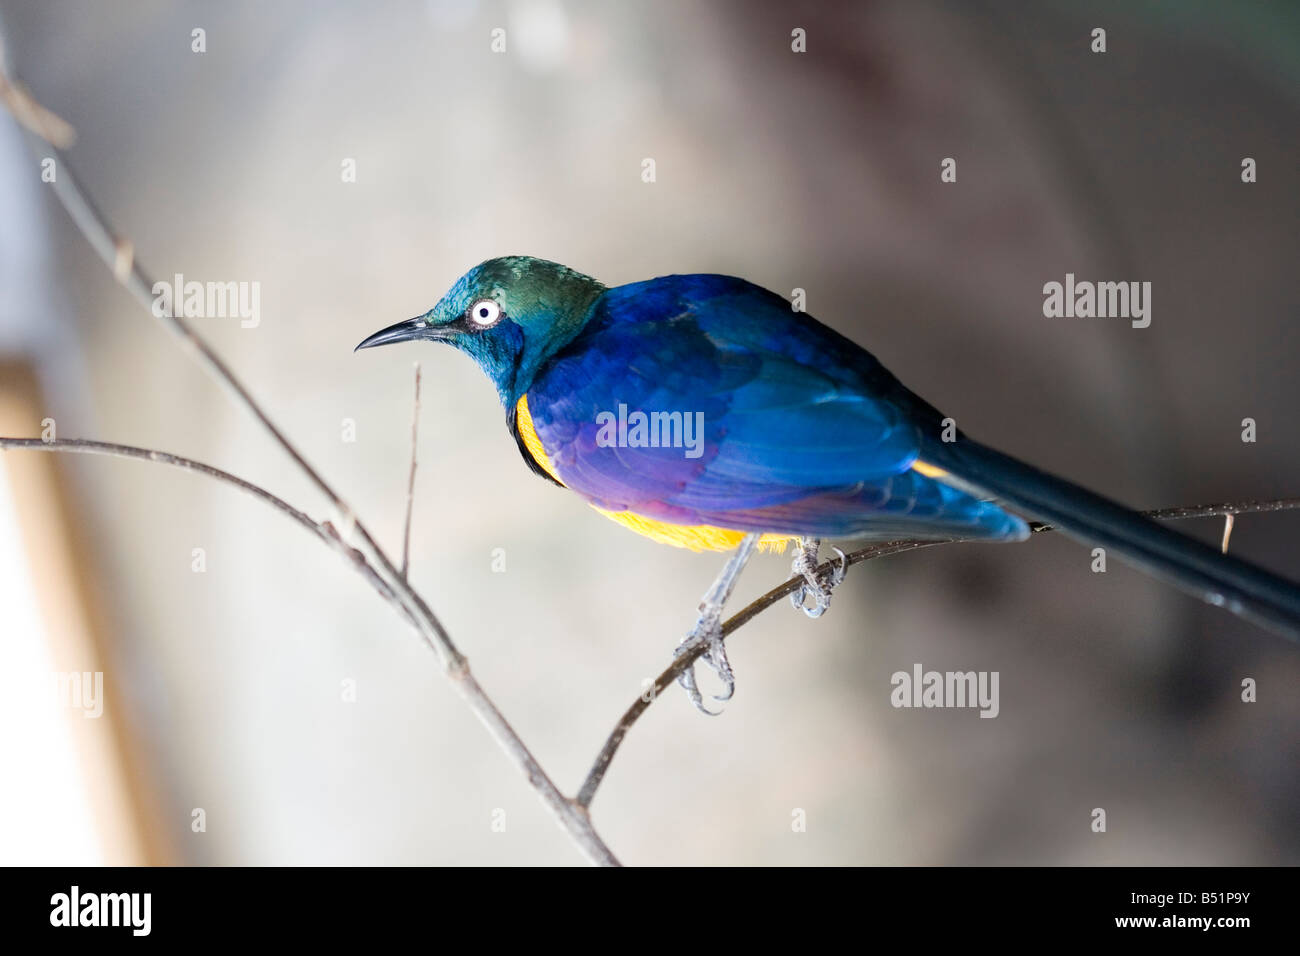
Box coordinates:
[356,256,605,403]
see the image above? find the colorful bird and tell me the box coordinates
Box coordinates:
[358,256,1300,711]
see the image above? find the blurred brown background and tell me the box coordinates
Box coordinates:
[0,0,1296,865]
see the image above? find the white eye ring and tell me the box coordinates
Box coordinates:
[467,298,502,328]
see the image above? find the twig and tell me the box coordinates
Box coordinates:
[577,497,1300,809]
[0,437,414,624]
[1030,498,1300,531]
[0,55,619,866]
[401,363,421,580]
[0,68,75,146]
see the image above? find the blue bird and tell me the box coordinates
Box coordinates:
[358,256,1300,711]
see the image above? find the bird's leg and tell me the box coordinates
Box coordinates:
[789,537,847,619]
[674,533,761,714]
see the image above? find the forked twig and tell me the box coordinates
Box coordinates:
[402,363,422,580]
[0,54,618,866]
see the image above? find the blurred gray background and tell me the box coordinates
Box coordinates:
[1,0,1297,864]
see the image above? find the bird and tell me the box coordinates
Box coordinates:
[357,255,1300,712]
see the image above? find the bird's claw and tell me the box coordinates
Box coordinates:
[675,606,734,715]
[789,539,847,619]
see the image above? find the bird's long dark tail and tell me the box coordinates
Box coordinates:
[923,437,1300,641]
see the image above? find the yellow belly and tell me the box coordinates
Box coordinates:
[513,394,946,553]
[589,508,796,553]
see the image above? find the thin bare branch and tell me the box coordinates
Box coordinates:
[401,363,422,580]
[0,54,619,866]
[0,69,75,146]
[1029,497,1300,531]
[0,436,417,623]
[577,497,1300,809]
[0,433,619,865]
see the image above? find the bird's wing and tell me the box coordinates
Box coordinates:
[525,274,924,520]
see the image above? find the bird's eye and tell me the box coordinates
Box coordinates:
[467,298,503,328]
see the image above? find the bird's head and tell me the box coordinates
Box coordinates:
[355,256,605,404]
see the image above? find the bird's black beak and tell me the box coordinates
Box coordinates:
[354,316,435,352]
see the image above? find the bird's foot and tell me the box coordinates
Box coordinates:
[674,601,735,716]
[789,537,847,619]
[672,532,759,715]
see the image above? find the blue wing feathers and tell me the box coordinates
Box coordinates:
[528,274,1027,542]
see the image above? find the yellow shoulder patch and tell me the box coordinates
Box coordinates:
[514,394,794,553]
[514,393,564,483]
